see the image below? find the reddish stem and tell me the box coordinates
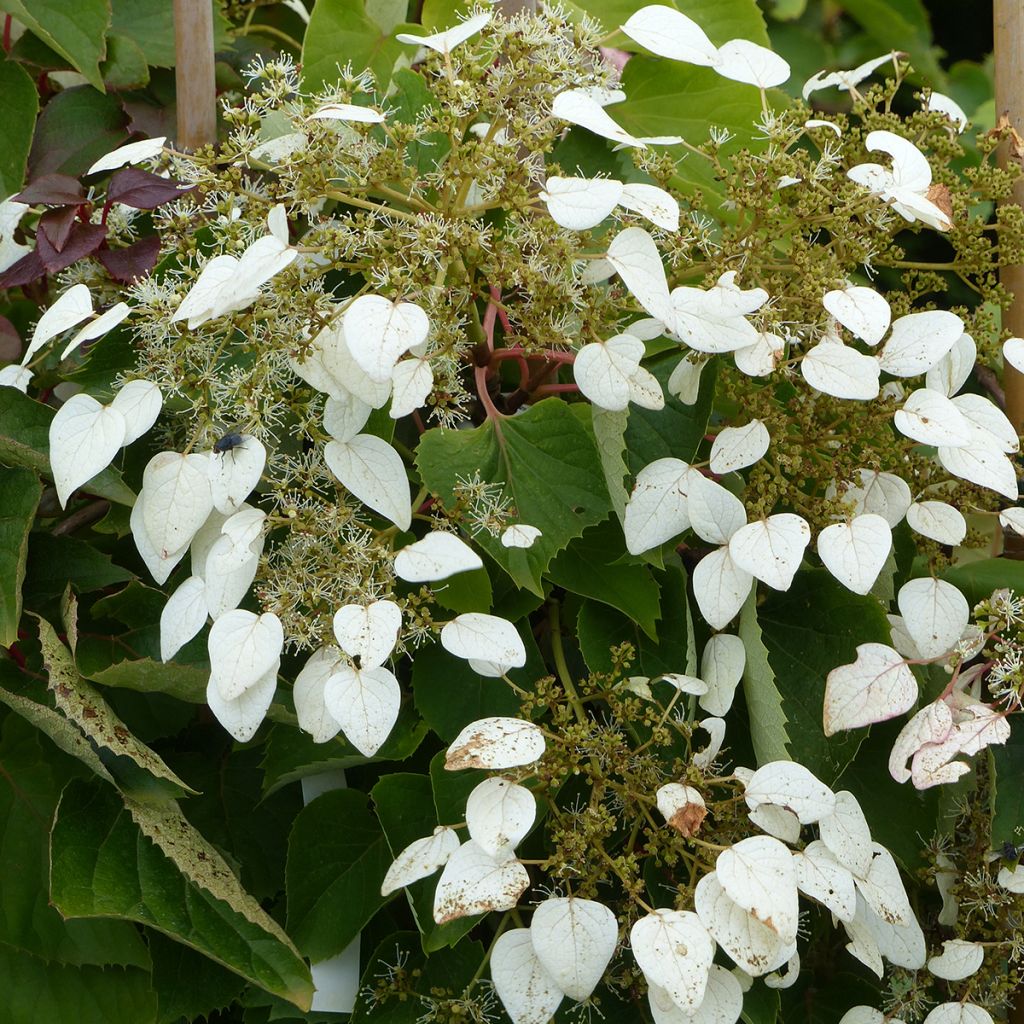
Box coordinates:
[532,382,579,396]
[2,16,11,53]
[482,294,498,352]
[475,363,504,420]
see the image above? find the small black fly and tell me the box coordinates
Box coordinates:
[213,432,246,456]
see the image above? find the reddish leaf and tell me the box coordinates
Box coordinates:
[0,317,21,362]
[14,174,85,206]
[38,206,81,253]
[98,235,161,283]
[0,250,46,289]
[107,168,194,210]
[36,222,106,273]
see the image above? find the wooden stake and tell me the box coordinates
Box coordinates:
[994,0,1024,432]
[173,0,217,151]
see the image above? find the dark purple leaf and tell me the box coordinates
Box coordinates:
[0,317,21,362]
[38,206,80,253]
[0,251,46,289]
[98,235,161,283]
[107,168,194,210]
[36,222,106,274]
[13,173,85,206]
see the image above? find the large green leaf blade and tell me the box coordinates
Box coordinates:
[0,57,38,195]
[0,466,41,646]
[50,778,315,1010]
[301,0,405,91]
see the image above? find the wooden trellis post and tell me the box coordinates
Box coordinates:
[173,0,218,150]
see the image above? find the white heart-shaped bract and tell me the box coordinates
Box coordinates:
[574,334,645,411]
[1004,336,1024,374]
[867,130,931,190]
[541,176,623,230]
[693,547,753,630]
[0,365,32,392]
[650,966,743,1024]
[531,897,618,1002]
[631,909,714,1012]
[324,392,371,443]
[801,341,880,400]
[172,254,243,329]
[308,102,384,123]
[894,389,970,447]
[862,893,926,970]
[446,717,545,771]
[87,136,166,175]
[897,577,968,659]
[130,490,188,585]
[441,613,526,675]
[927,331,976,396]
[24,284,93,363]
[952,393,1020,453]
[1000,507,1024,536]
[551,89,682,151]
[906,501,966,545]
[491,929,565,1024]
[998,864,1024,892]
[714,39,790,88]
[323,664,401,756]
[396,10,491,53]
[878,310,964,376]
[293,645,346,743]
[923,1005,993,1024]
[433,839,529,923]
[666,354,708,403]
[207,434,266,513]
[818,791,873,877]
[854,844,914,926]
[203,535,259,619]
[938,434,1018,500]
[109,379,162,445]
[729,514,810,591]
[623,458,696,555]
[927,940,984,981]
[744,761,836,823]
[699,633,745,717]
[660,674,708,696]
[325,435,411,530]
[208,609,284,701]
[816,514,892,595]
[466,777,536,858]
[618,183,680,231]
[748,803,801,845]
[823,643,917,736]
[694,872,795,978]
[333,600,401,670]
[206,661,277,742]
[823,286,891,345]
[910,702,1010,790]
[709,420,770,475]
[390,357,433,418]
[501,524,542,549]
[62,301,131,359]
[842,470,912,527]
[656,783,706,836]
[160,575,208,662]
[793,842,857,922]
[669,288,760,355]
[764,951,800,991]
[142,450,215,559]
[395,531,483,582]
[716,835,799,943]
[693,717,726,771]
[688,474,746,546]
[607,227,675,325]
[381,826,460,896]
[620,5,718,65]
[291,322,392,407]
[889,700,955,783]
[220,506,266,553]
[342,295,430,384]
[49,393,127,508]
[925,91,969,130]
[734,332,784,377]
[841,901,884,978]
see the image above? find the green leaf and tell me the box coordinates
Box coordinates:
[942,557,1024,607]
[24,533,132,605]
[592,407,630,523]
[109,0,231,68]
[387,67,450,175]
[372,773,478,950]
[992,728,1024,850]
[301,0,406,91]
[50,777,314,1009]
[837,0,944,85]
[431,565,493,614]
[742,984,780,1024]
[0,58,38,195]
[548,519,661,638]
[0,389,135,506]
[755,569,890,782]
[29,85,127,179]
[148,929,246,1024]
[0,712,149,966]
[738,590,789,766]
[0,0,110,90]
[417,398,612,595]
[101,34,150,91]
[285,788,393,961]
[80,654,209,703]
[430,747,486,824]
[38,617,199,800]
[412,639,521,742]
[0,467,40,646]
